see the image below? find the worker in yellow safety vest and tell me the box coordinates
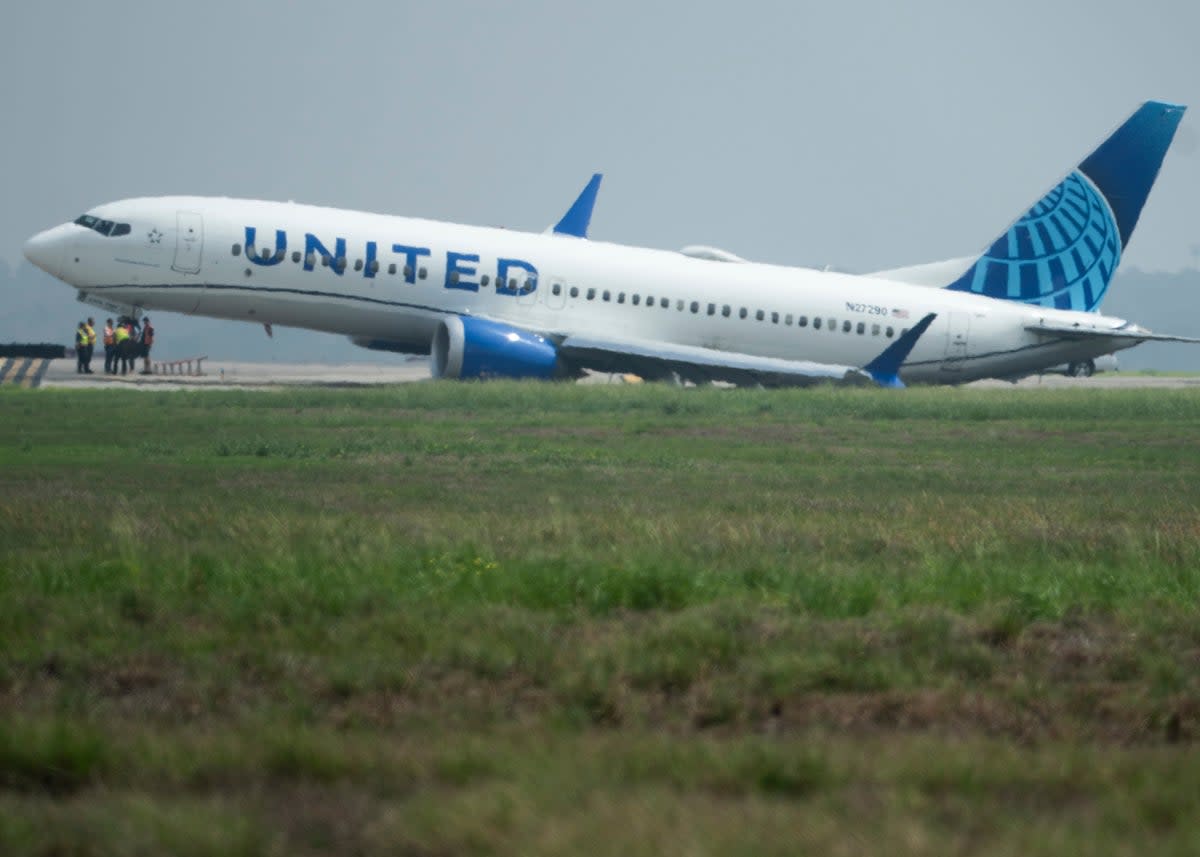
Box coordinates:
[75,322,88,374]
[83,317,96,374]
[113,321,131,376]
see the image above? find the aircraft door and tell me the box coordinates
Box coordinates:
[942,311,969,371]
[171,211,204,275]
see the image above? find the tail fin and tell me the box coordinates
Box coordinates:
[945,101,1185,312]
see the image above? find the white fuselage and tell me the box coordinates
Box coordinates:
[27,195,1138,383]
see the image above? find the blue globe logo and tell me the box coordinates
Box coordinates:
[950,171,1121,312]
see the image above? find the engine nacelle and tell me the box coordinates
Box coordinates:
[431,316,561,380]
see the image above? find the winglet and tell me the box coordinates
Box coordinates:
[863,313,937,388]
[552,173,603,238]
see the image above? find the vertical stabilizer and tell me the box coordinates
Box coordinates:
[945,102,1185,312]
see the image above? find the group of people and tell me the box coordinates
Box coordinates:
[74,315,155,376]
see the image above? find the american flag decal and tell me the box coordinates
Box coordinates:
[891,308,909,319]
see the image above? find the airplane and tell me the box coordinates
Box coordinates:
[23,101,1198,388]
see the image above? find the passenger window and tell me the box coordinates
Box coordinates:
[813,317,822,330]
[321,255,331,267]
[886,326,895,338]
[481,274,490,286]
[618,292,626,304]
[798,315,807,327]
[292,251,301,263]
[690,301,699,313]
[418,267,427,279]
[587,288,596,300]
[388,263,397,275]
[771,312,779,324]
[275,250,285,262]
[662,300,670,310]
[856,322,865,334]
[449,271,460,284]
[569,286,580,298]
[843,320,852,333]
[509,278,518,290]
[739,308,748,319]
[785,314,793,325]
[232,244,241,257]
[707,303,716,316]
[552,283,561,296]
[646,296,655,307]
[722,305,731,317]
[354,259,364,272]
[755,310,764,321]
[871,324,880,336]
[828,318,836,331]
[676,300,684,311]
[603,290,611,302]
[632,294,640,306]
[307,253,316,267]
[336,257,347,271]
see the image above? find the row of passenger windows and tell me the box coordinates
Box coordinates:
[230,241,903,338]
[74,214,131,237]
[550,283,903,338]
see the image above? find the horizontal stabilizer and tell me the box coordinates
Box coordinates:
[1024,319,1200,345]
[552,173,603,238]
[869,256,975,286]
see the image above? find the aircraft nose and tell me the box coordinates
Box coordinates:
[23,224,73,279]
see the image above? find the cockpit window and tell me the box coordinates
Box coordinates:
[74,214,132,237]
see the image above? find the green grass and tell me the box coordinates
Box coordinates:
[2,383,1200,855]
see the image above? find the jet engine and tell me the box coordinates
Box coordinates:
[431,316,562,380]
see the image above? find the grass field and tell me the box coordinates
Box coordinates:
[2,383,1199,855]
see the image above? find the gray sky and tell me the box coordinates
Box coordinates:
[3,0,1199,277]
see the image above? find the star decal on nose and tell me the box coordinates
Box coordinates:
[148,228,163,244]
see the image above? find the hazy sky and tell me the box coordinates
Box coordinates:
[3,0,1199,277]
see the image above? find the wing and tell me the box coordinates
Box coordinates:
[559,313,937,388]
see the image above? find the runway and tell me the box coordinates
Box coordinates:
[29,359,1200,390]
[37,359,434,389]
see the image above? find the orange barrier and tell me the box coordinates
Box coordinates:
[153,356,207,376]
